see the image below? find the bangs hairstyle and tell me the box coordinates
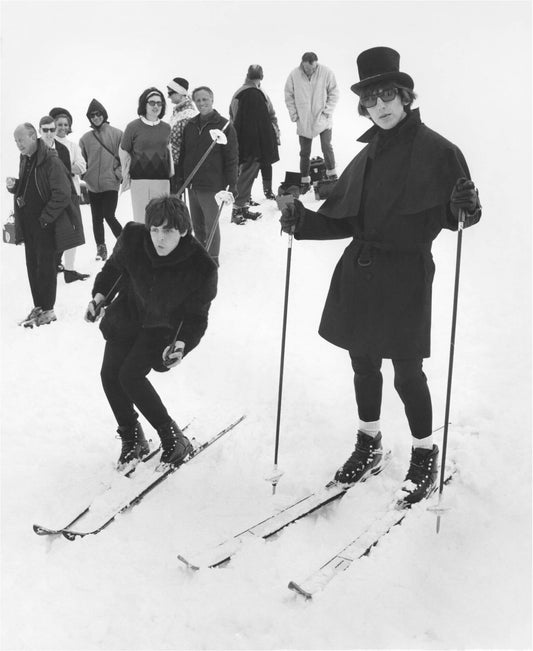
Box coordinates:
[358,83,417,117]
[39,115,55,128]
[137,87,166,118]
[145,195,191,233]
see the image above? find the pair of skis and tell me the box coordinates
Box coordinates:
[33,415,246,540]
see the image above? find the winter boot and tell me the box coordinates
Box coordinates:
[18,306,42,327]
[35,309,57,327]
[396,444,439,506]
[231,207,247,225]
[263,182,276,200]
[116,421,150,470]
[242,206,262,221]
[334,431,384,485]
[64,270,90,283]
[157,420,193,467]
[96,243,107,261]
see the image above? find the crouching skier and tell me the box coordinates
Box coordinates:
[85,194,218,471]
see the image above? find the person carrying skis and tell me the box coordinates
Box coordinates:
[85,194,218,471]
[278,47,481,505]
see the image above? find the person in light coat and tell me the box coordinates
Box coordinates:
[284,51,339,193]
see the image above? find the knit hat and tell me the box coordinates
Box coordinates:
[167,77,189,95]
[49,106,73,127]
[351,47,414,95]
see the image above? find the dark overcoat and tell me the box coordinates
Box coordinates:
[232,86,279,165]
[295,109,481,359]
[92,223,218,366]
[11,139,85,251]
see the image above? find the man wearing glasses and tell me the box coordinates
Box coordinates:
[278,47,481,505]
[80,99,123,261]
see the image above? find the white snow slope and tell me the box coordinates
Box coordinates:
[1,2,531,650]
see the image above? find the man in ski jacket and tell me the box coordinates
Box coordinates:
[284,52,339,192]
[6,123,82,327]
[176,86,238,265]
[85,194,218,471]
[279,47,481,505]
[79,99,123,261]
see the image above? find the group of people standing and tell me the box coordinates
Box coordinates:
[7,46,481,506]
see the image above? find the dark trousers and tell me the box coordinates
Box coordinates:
[235,158,261,208]
[260,163,272,185]
[299,129,335,177]
[20,213,57,311]
[188,189,220,264]
[100,331,171,430]
[88,190,122,246]
[349,353,433,439]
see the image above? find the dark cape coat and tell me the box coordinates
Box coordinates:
[232,86,279,165]
[10,139,85,251]
[295,109,481,358]
[92,223,218,368]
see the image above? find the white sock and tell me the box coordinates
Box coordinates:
[413,435,433,450]
[359,420,380,437]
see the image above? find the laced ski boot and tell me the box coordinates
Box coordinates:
[157,420,193,467]
[35,309,57,327]
[96,243,107,261]
[116,420,150,471]
[334,431,384,485]
[263,182,276,200]
[19,306,42,327]
[396,444,439,507]
[242,206,262,221]
[231,207,247,225]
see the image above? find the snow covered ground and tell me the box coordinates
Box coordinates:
[1,2,531,650]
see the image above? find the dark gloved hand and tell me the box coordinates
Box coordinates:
[277,197,305,234]
[449,177,479,219]
[85,299,105,323]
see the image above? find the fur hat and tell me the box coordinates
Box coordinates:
[351,47,414,95]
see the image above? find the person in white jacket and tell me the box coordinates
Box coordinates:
[284,52,339,193]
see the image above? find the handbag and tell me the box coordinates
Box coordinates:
[3,210,16,244]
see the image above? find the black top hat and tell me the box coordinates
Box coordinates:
[351,47,414,95]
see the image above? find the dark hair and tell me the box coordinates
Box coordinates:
[137,87,166,118]
[39,115,55,128]
[357,84,417,117]
[192,86,214,101]
[247,64,263,80]
[145,195,192,232]
[301,51,318,64]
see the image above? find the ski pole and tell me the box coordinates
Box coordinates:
[205,185,230,254]
[176,121,230,197]
[269,225,295,494]
[86,274,123,322]
[435,207,465,533]
[163,321,184,367]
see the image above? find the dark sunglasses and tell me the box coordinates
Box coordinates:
[360,87,399,108]
[147,100,163,107]
[89,111,103,118]
[41,127,56,133]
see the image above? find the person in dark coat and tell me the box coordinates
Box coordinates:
[279,47,481,505]
[229,64,280,222]
[6,122,84,327]
[85,194,218,471]
[175,86,238,266]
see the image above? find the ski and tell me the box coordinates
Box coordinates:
[33,415,245,540]
[177,451,391,570]
[288,470,455,599]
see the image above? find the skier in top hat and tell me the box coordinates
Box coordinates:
[278,46,481,505]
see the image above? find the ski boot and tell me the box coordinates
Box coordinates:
[19,306,42,327]
[96,243,107,261]
[242,206,262,221]
[263,182,276,200]
[396,445,439,507]
[334,431,384,485]
[35,309,57,327]
[231,207,247,225]
[116,420,150,471]
[157,420,193,468]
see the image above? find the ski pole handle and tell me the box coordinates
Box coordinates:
[163,321,184,367]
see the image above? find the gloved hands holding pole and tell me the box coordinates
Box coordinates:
[277,196,305,234]
[214,190,234,206]
[449,177,480,220]
[162,340,185,368]
[85,293,106,322]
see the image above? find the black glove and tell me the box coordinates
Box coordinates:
[449,177,479,220]
[277,197,305,234]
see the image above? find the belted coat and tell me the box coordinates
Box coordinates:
[295,109,481,359]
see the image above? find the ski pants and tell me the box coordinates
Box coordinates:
[100,330,172,430]
[299,129,335,178]
[188,188,220,264]
[349,353,432,439]
[20,212,57,311]
[130,179,170,224]
[88,190,122,246]
[235,158,261,208]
